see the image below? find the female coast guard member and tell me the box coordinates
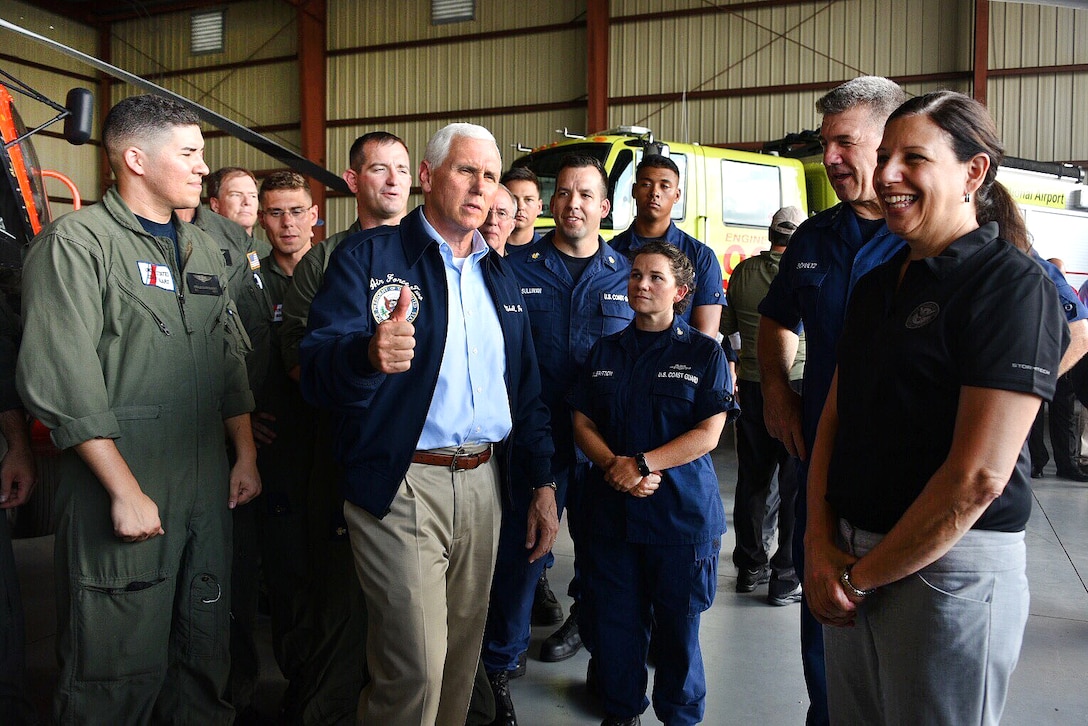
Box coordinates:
[571,240,738,726]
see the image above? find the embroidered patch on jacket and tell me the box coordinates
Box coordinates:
[187,272,223,296]
[273,303,283,322]
[222,249,232,267]
[371,283,419,323]
[137,261,175,292]
[905,302,940,329]
[247,251,261,270]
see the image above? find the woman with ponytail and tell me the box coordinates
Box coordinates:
[804,91,1068,725]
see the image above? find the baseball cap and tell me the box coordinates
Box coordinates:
[770,206,806,235]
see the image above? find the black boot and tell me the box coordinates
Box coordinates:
[531,570,564,625]
[540,607,582,662]
[487,670,517,726]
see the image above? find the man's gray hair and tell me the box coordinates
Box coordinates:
[815,76,906,123]
[496,183,516,209]
[424,123,500,168]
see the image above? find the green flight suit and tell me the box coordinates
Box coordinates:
[16,187,254,726]
[189,206,274,715]
[252,255,323,720]
[277,222,369,724]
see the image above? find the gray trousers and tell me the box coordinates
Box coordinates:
[824,520,1028,726]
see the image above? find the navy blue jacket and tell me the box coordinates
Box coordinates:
[300,207,554,516]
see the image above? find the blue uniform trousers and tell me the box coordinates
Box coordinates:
[583,534,718,725]
[483,462,588,672]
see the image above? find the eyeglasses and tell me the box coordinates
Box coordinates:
[262,207,310,219]
[487,208,514,221]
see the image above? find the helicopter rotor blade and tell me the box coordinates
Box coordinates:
[0,18,349,194]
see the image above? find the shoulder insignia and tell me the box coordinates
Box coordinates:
[247,251,261,270]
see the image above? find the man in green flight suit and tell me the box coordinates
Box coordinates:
[16,94,261,725]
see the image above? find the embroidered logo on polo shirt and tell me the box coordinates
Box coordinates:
[371,283,420,323]
[591,369,614,378]
[521,287,543,295]
[797,262,819,270]
[905,302,940,329]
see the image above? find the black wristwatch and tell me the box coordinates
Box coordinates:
[635,452,651,477]
[534,481,558,492]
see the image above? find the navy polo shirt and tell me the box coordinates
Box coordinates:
[828,223,1068,533]
[570,317,739,544]
[611,222,724,320]
[507,233,632,468]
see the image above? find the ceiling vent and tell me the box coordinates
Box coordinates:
[191,10,225,55]
[432,0,475,25]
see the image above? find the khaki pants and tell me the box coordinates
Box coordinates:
[344,450,501,726]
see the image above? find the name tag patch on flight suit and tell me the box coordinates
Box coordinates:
[247,251,261,270]
[137,261,176,292]
[187,273,223,296]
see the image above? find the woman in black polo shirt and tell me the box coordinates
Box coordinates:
[804,90,1069,724]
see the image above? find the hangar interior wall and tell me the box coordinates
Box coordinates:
[2,0,1087,228]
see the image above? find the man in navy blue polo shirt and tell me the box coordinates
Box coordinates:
[759,75,1088,726]
[611,155,723,338]
[481,154,632,725]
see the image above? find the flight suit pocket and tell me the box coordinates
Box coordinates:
[186,572,227,659]
[75,575,172,681]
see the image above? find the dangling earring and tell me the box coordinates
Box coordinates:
[963,192,971,203]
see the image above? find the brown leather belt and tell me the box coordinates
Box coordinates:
[411,445,493,471]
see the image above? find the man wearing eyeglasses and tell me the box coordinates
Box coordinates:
[479,184,518,255]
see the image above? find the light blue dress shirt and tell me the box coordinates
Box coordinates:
[417,211,512,449]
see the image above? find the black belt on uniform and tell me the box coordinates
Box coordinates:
[411,445,493,471]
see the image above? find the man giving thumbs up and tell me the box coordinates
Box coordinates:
[300,123,557,726]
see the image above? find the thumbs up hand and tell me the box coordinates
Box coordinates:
[368,285,416,374]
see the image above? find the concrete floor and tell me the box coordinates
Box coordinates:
[13,435,1088,724]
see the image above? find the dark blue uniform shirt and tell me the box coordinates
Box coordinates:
[611,222,724,322]
[507,233,632,469]
[570,317,739,544]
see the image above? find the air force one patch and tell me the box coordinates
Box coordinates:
[371,283,420,323]
[905,302,940,329]
[137,261,176,291]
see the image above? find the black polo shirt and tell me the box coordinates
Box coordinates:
[827,222,1068,533]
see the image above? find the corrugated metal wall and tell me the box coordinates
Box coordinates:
[6,0,1088,229]
[110,0,299,185]
[988,2,1088,163]
[325,0,588,233]
[0,0,99,216]
[608,0,973,145]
